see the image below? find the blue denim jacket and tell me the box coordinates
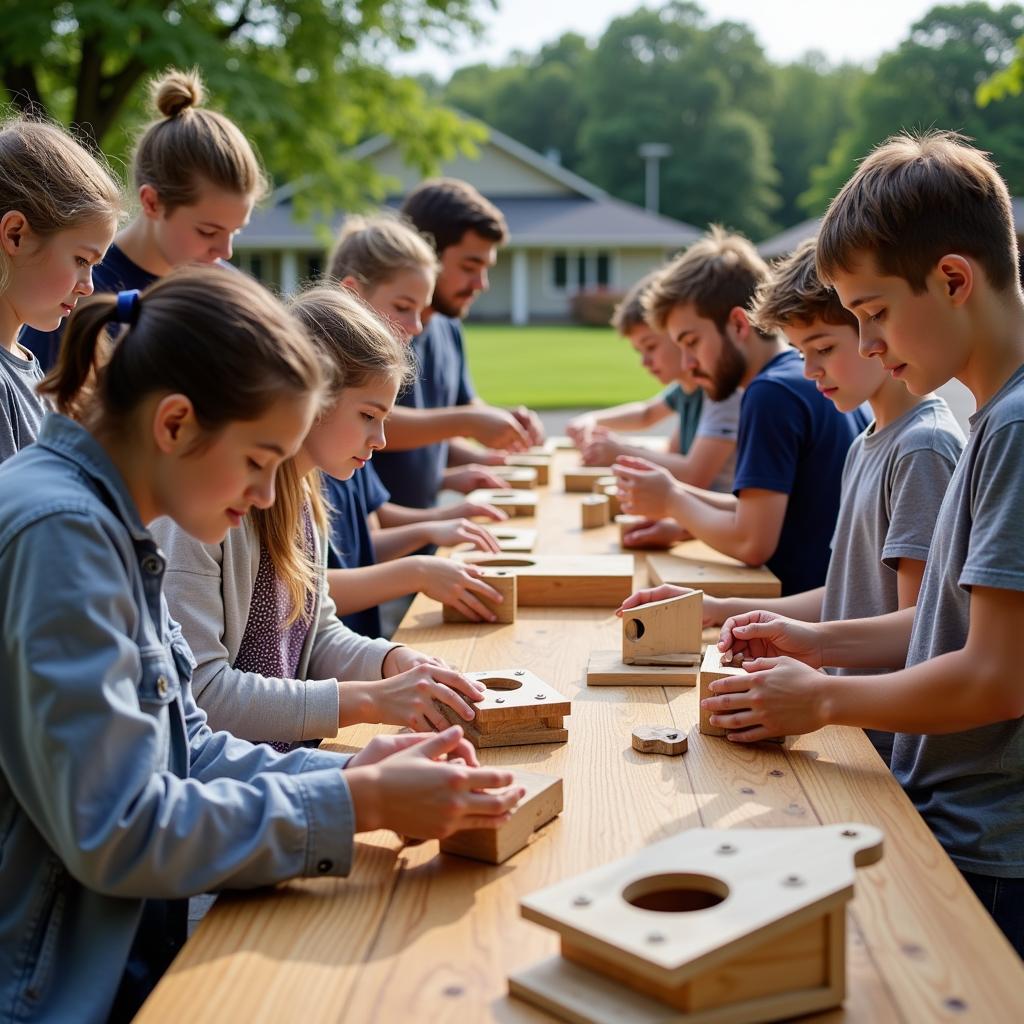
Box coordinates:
[0,415,357,1023]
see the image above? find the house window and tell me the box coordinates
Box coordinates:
[248,254,264,282]
[553,253,568,290]
[549,250,614,293]
[596,253,610,288]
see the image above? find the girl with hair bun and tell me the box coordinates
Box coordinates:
[0,266,519,1021]
[21,66,264,368]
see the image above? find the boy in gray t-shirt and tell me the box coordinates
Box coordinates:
[0,342,47,464]
[702,133,1024,954]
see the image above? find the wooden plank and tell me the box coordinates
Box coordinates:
[564,467,615,492]
[466,489,538,517]
[442,569,517,624]
[478,526,537,553]
[586,649,698,687]
[648,546,781,599]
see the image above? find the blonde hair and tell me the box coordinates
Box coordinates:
[250,286,414,626]
[327,212,438,291]
[611,270,660,334]
[644,226,770,335]
[132,68,267,212]
[0,117,123,292]
[750,239,857,334]
[817,130,1018,293]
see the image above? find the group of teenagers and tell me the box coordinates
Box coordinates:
[0,63,1021,1023]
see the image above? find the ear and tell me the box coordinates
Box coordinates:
[138,184,165,221]
[339,275,363,296]
[727,305,753,341]
[0,210,31,258]
[152,394,200,454]
[934,254,973,308]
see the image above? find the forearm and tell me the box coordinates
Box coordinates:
[819,606,915,669]
[717,588,825,623]
[446,439,483,467]
[372,524,436,561]
[327,559,426,614]
[623,441,728,490]
[384,406,471,450]
[668,490,753,563]
[679,482,737,511]
[376,502,441,527]
[595,400,668,432]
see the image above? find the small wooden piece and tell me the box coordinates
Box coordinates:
[505,454,550,485]
[615,514,648,547]
[631,726,687,756]
[699,644,746,736]
[548,436,577,451]
[440,771,563,864]
[490,466,538,489]
[480,527,537,553]
[565,466,614,492]
[441,569,517,624]
[436,668,570,748]
[454,552,634,607]
[466,489,538,518]
[581,494,611,529]
[597,480,621,517]
[648,549,781,599]
[510,823,884,1024]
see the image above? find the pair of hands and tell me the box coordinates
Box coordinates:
[345,726,524,839]
[612,455,679,520]
[425,516,504,553]
[617,585,829,741]
[415,557,505,622]
[467,404,545,454]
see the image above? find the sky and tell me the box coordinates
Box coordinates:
[390,0,943,79]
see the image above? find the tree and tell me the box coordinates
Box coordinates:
[0,0,492,214]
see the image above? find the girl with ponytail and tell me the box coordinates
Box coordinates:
[0,266,519,1022]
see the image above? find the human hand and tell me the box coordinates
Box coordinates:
[444,464,507,494]
[427,518,502,553]
[382,644,450,676]
[617,583,723,627]
[718,611,824,669]
[581,427,625,467]
[447,499,509,523]
[468,408,531,451]
[359,663,487,732]
[612,455,678,520]
[620,517,685,550]
[346,730,480,769]
[701,656,829,742]
[566,414,597,447]
[509,404,545,446]
[346,726,524,838]
[419,557,504,622]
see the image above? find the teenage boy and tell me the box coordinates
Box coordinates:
[704,132,1024,954]
[621,238,964,761]
[568,272,740,503]
[613,228,867,595]
[372,178,545,509]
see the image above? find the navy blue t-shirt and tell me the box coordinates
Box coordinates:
[732,349,868,595]
[20,244,159,369]
[372,313,475,508]
[324,463,391,637]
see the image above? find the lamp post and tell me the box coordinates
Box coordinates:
[638,142,671,214]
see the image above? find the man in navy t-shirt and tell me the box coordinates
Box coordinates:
[373,179,545,508]
[613,228,865,595]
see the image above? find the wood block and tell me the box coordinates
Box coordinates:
[481,526,536,552]
[465,489,537,517]
[437,668,570,748]
[699,644,747,736]
[586,650,698,687]
[548,435,577,450]
[631,726,687,756]
[489,466,537,489]
[440,771,563,864]
[580,494,610,529]
[648,550,781,599]
[453,553,634,607]
[505,454,549,485]
[615,514,649,547]
[564,467,614,492]
[441,569,517,624]
[599,483,621,517]
[622,591,702,666]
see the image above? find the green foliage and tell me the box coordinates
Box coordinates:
[0,0,492,213]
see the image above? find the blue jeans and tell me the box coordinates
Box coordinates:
[961,871,1024,958]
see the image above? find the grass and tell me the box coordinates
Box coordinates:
[462,324,654,408]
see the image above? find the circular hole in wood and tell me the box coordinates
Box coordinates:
[624,618,646,641]
[479,676,524,691]
[622,873,729,913]
[474,558,535,567]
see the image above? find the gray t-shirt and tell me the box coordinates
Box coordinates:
[695,389,742,492]
[0,344,46,464]
[894,364,1024,878]
[821,397,965,761]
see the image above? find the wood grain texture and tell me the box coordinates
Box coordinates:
[648,545,781,599]
[442,568,517,624]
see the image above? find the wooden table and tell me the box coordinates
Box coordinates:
[139,451,1024,1022]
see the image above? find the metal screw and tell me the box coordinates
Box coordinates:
[840,829,859,838]
[572,895,591,907]
[769,769,784,778]
[443,985,464,998]
[495,697,505,704]
[535,693,547,700]
[666,733,678,740]
[782,875,804,888]
[716,843,737,855]
[740,787,755,795]
[943,997,968,1013]
[514,670,525,676]
[646,932,666,944]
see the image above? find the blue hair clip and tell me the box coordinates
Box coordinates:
[114,289,141,326]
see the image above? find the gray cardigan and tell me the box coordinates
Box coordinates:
[152,516,395,742]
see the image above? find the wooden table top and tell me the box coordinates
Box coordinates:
[138,451,1024,1023]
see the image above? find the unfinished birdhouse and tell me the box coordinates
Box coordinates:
[436,668,570,748]
[510,822,884,1024]
[490,466,538,490]
[587,591,703,686]
[505,454,550,485]
[442,569,517,624]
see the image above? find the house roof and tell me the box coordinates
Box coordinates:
[757,217,822,259]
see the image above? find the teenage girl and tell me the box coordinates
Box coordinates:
[1,116,120,460]
[0,266,519,1022]
[153,285,488,741]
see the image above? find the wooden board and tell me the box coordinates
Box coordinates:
[622,591,702,666]
[586,650,698,687]
[648,548,781,599]
[489,466,538,489]
[453,553,634,607]
[699,644,747,737]
[564,467,615,492]
[505,454,550,485]
[465,489,538,518]
[615,514,649,547]
[479,526,536,553]
[581,494,610,529]
[440,771,563,864]
[632,726,688,756]
[442,569,517,624]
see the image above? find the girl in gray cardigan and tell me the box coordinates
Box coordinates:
[156,286,487,746]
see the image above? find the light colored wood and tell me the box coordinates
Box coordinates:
[586,649,698,686]
[491,465,539,489]
[631,726,688,756]
[580,494,611,529]
[442,569,517,624]
[479,526,536,552]
[616,514,649,547]
[599,483,621,517]
[649,547,781,599]
[622,591,702,666]
[564,466,614,492]
[505,453,550,485]
[454,552,634,607]
[700,644,748,737]
[441,771,563,864]
[466,489,538,517]
[548,435,577,450]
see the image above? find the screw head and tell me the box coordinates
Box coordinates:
[943,997,968,1013]
[495,697,505,704]
[716,843,737,855]
[740,787,755,795]
[840,829,859,838]
[782,875,804,887]
[768,769,784,778]
[535,693,547,700]
[646,932,666,944]
[572,895,591,907]
[666,733,678,740]
[514,670,525,676]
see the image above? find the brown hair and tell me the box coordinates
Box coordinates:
[817,130,1019,293]
[644,226,771,335]
[0,117,123,292]
[611,270,660,334]
[750,239,857,334]
[400,178,508,254]
[40,266,325,624]
[327,212,439,291]
[132,68,267,213]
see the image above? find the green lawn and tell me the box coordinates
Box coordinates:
[462,324,655,408]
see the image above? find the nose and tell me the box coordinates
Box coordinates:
[859,326,885,360]
[249,474,275,510]
[371,420,387,451]
[409,312,423,338]
[78,269,95,297]
[682,349,698,372]
[476,268,489,293]
[802,355,822,380]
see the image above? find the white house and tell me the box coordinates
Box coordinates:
[233,122,700,324]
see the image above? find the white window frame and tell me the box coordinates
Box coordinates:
[546,249,617,296]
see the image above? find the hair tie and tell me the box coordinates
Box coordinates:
[114,289,141,326]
